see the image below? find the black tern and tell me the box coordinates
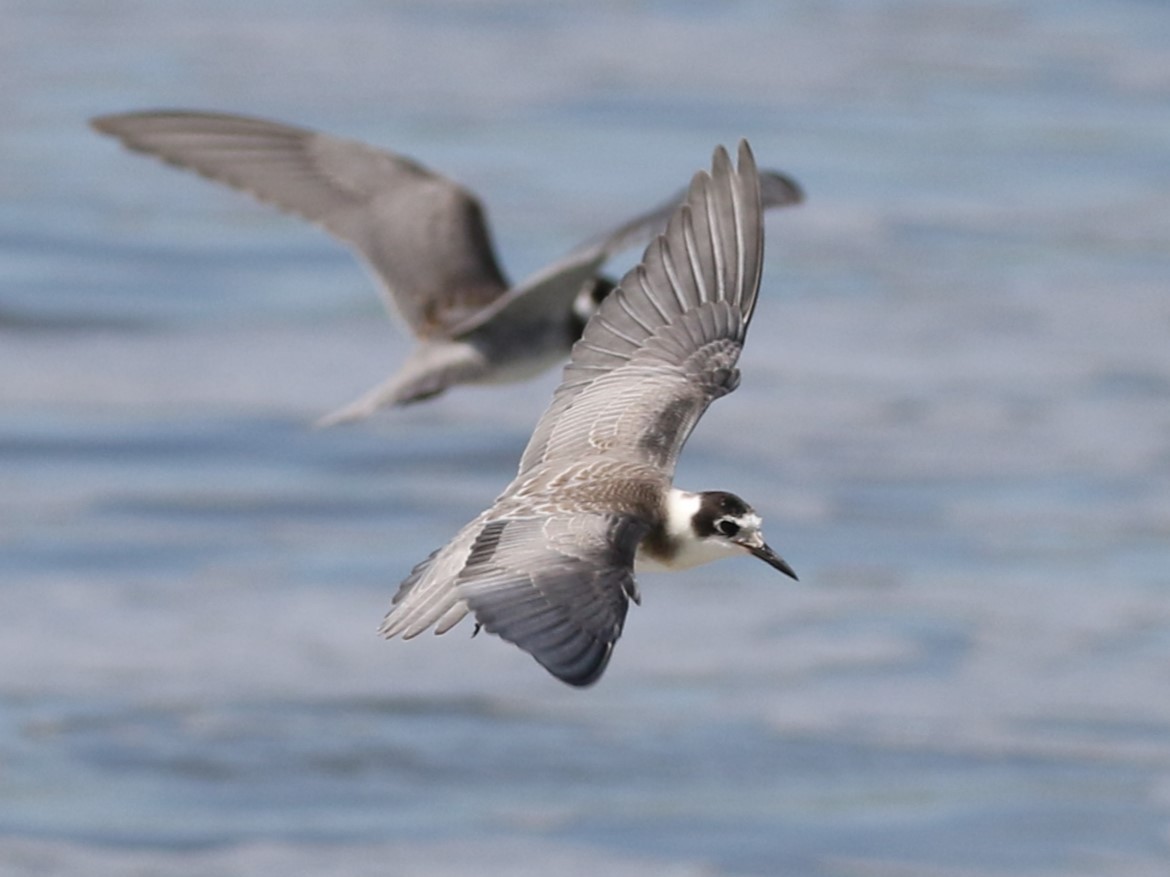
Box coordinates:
[91,111,804,425]
[380,140,798,686]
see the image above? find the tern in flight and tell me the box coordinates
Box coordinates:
[380,140,798,686]
[92,111,803,425]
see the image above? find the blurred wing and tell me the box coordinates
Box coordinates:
[91,110,510,337]
[516,140,765,477]
[449,165,798,338]
[382,510,648,687]
[566,166,801,264]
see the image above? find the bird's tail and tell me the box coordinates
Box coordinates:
[314,342,488,427]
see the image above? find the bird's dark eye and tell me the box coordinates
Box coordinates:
[717,519,740,537]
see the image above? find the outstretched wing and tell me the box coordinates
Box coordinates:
[381,510,648,686]
[448,163,796,338]
[564,166,799,267]
[382,141,767,686]
[459,513,648,686]
[91,110,510,338]
[516,139,765,478]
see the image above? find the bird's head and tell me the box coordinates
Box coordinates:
[690,490,798,580]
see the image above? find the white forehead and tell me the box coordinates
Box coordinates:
[728,511,763,531]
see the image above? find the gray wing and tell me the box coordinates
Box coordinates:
[516,139,765,477]
[565,167,801,264]
[381,510,648,686]
[91,110,510,338]
[381,141,765,686]
[447,165,797,338]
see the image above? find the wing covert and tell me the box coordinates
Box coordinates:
[516,141,765,477]
[381,509,648,687]
[91,110,510,337]
[457,513,648,686]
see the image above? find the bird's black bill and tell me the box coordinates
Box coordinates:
[748,543,799,581]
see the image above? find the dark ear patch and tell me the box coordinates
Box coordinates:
[693,491,750,536]
[716,519,741,537]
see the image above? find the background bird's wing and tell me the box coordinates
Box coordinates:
[448,165,797,338]
[516,139,766,478]
[564,167,800,267]
[91,110,510,338]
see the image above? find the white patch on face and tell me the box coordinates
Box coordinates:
[635,489,750,573]
[738,512,762,535]
[714,511,761,543]
[648,532,742,571]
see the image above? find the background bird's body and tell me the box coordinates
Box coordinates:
[91,111,803,423]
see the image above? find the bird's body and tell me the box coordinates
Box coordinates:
[91,110,803,424]
[381,141,799,686]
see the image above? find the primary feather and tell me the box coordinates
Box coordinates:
[381,141,768,686]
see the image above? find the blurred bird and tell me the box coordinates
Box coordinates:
[380,140,798,686]
[92,111,804,425]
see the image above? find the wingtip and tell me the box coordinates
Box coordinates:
[313,399,373,429]
[89,110,156,135]
[711,142,734,176]
[538,644,613,688]
[760,171,805,207]
[709,143,739,210]
[735,139,757,178]
[89,113,117,135]
[727,139,804,208]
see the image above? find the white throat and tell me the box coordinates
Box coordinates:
[635,488,741,573]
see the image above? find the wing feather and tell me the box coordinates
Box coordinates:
[517,141,764,477]
[91,110,510,337]
[444,157,800,338]
[457,514,646,686]
[382,141,770,686]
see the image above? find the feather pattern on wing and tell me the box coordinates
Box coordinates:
[91,110,510,337]
[449,161,795,339]
[94,113,798,423]
[381,140,766,685]
[517,141,763,476]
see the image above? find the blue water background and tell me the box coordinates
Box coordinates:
[2,1,1169,875]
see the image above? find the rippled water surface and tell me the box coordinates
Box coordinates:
[3,2,1170,875]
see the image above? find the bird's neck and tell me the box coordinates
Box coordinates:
[636,489,732,573]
